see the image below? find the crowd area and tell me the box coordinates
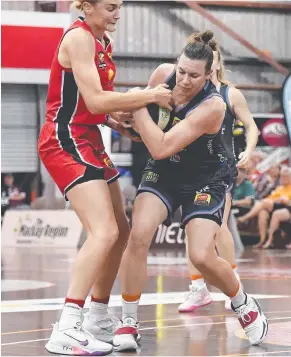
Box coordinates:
[231,150,291,249]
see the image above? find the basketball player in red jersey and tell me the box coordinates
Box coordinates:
[38,0,171,355]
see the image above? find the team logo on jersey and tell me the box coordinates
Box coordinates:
[108,52,113,60]
[158,107,171,130]
[145,171,159,183]
[170,154,180,163]
[104,157,114,168]
[98,51,106,70]
[172,117,181,126]
[194,193,211,205]
[108,68,115,81]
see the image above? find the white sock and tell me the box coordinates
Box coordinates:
[230,284,247,308]
[191,278,205,289]
[59,303,82,329]
[122,298,139,321]
[233,267,240,282]
[88,301,108,321]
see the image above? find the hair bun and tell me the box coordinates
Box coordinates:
[201,30,214,44]
[186,32,202,45]
[72,0,83,10]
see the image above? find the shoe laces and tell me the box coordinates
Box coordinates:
[235,300,257,331]
[123,317,138,328]
[185,284,205,300]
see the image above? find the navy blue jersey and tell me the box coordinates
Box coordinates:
[145,72,228,184]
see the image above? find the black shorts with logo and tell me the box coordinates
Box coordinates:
[137,165,229,228]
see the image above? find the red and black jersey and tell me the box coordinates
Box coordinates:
[46,16,116,126]
[38,17,119,196]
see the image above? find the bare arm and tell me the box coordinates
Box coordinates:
[105,117,141,142]
[229,87,259,163]
[232,197,253,207]
[147,63,175,87]
[62,29,171,116]
[133,96,225,160]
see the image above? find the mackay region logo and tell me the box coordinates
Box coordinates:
[13,214,69,241]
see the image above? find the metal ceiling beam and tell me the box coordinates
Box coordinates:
[186,1,291,10]
[179,1,289,75]
[125,0,291,10]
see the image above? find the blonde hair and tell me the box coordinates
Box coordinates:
[187,31,232,86]
[72,0,99,11]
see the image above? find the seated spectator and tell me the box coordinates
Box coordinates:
[262,207,291,249]
[232,168,256,214]
[254,165,281,200]
[1,173,26,217]
[238,166,291,248]
[247,151,267,185]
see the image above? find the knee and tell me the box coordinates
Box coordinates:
[262,199,273,210]
[127,224,153,255]
[270,210,281,223]
[88,224,120,248]
[259,209,269,220]
[189,248,211,271]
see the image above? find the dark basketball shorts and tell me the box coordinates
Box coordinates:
[272,203,291,213]
[38,122,120,199]
[137,166,230,228]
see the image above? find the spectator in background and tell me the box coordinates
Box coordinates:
[247,151,266,185]
[1,173,26,217]
[262,207,291,249]
[232,168,256,214]
[255,165,281,200]
[238,166,291,248]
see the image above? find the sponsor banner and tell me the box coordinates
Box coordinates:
[151,222,186,249]
[254,115,289,147]
[1,210,82,247]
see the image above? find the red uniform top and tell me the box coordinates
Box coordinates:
[38,17,119,196]
[46,16,116,127]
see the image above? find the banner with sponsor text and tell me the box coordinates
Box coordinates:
[1,210,82,247]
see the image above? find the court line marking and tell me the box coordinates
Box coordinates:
[2,310,291,336]
[222,351,291,357]
[2,316,291,346]
[4,269,291,280]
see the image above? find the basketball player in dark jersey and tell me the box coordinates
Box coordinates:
[179,34,259,312]
[39,0,172,355]
[112,31,267,351]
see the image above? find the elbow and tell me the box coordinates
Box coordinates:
[151,149,170,160]
[87,102,106,115]
[85,94,107,115]
[151,152,163,160]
